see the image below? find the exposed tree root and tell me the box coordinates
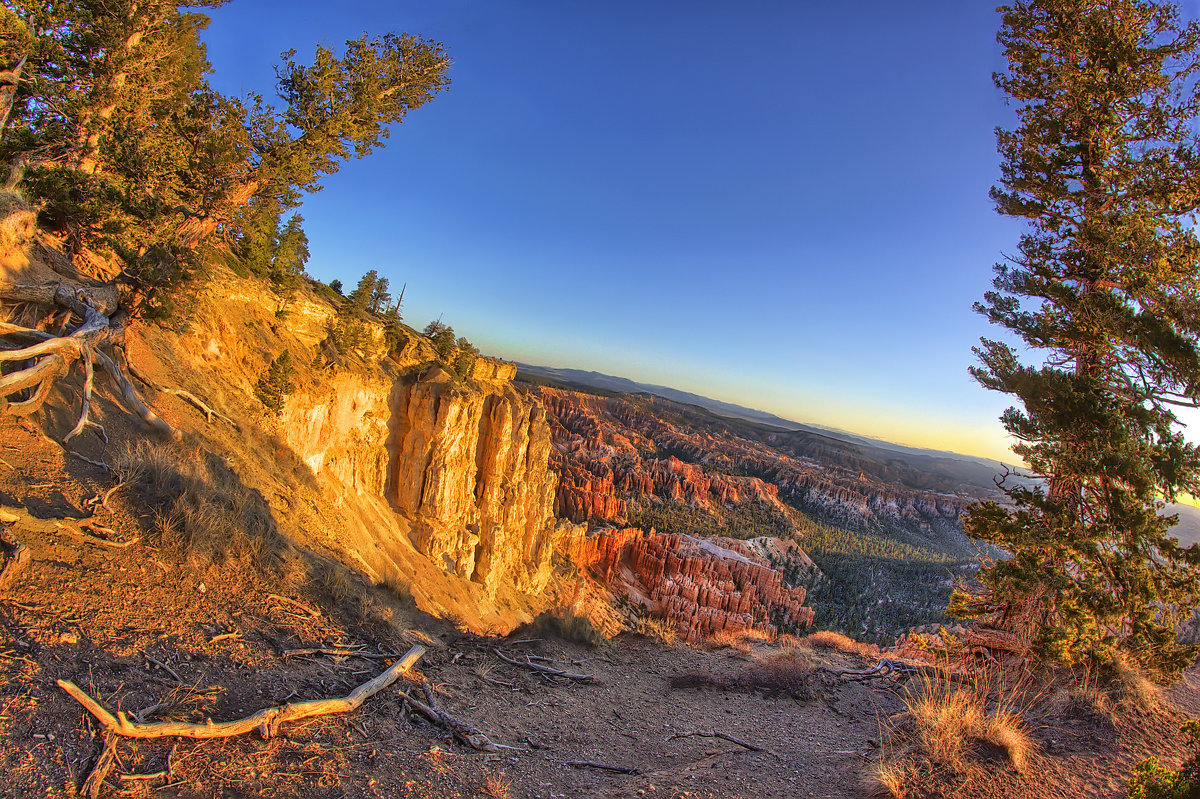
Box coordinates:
[398,680,500,752]
[0,281,180,440]
[0,505,137,548]
[81,733,118,799]
[122,354,238,429]
[58,644,425,740]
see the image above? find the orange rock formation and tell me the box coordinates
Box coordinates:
[571,528,814,641]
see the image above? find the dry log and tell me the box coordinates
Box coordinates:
[495,649,596,682]
[667,730,764,752]
[284,647,405,660]
[58,644,425,740]
[0,525,29,590]
[837,657,964,683]
[397,681,499,752]
[565,760,640,775]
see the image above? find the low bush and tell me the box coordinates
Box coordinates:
[1129,721,1200,799]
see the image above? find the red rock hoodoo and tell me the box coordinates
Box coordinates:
[571,528,814,642]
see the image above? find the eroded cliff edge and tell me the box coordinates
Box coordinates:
[125,274,570,631]
[388,364,558,596]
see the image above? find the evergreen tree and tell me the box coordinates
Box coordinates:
[254,350,294,415]
[270,213,309,283]
[345,270,378,313]
[956,0,1200,675]
[368,276,390,314]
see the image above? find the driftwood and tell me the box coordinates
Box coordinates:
[0,282,180,440]
[495,649,596,682]
[0,504,137,548]
[58,644,425,740]
[398,680,500,752]
[565,760,640,775]
[0,525,29,590]
[667,729,764,752]
[837,657,963,682]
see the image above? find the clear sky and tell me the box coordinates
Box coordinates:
[196,1,1200,464]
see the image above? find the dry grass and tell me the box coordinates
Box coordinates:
[117,440,292,571]
[524,606,604,647]
[869,670,1036,796]
[803,630,881,660]
[377,567,416,608]
[634,613,678,644]
[1111,656,1161,714]
[868,757,912,798]
[480,769,513,798]
[0,190,34,259]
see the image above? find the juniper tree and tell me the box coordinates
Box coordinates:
[955,0,1200,675]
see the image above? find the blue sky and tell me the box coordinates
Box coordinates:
[197,1,1189,463]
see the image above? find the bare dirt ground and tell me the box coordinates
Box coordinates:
[1,417,1197,799]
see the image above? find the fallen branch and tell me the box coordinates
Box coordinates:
[118,770,167,782]
[0,505,136,548]
[145,654,182,684]
[81,733,118,799]
[398,680,500,752]
[565,760,639,775]
[667,729,764,752]
[495,649,596,682]
[284,647,404,660]
[58,644,425,740]
[267,594,320,618]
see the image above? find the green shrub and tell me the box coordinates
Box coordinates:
[1129,721,1200,799]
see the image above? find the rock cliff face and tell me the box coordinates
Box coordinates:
[389,366,558,596]
[570,528,814,641]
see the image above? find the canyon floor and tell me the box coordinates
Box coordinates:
[2,422,1199,799]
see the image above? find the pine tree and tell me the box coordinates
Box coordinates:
[956,0,1200,676]
[254,351,294,415]
[270,214,309,283]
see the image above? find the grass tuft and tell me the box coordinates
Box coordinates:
[524,607,604,647]
[116,440,291,571]
[869,669,1036,794]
